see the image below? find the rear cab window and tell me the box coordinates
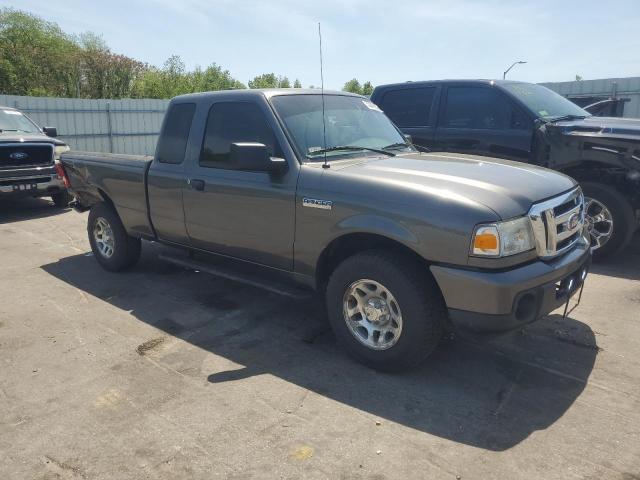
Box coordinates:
[156,103,196,164]
[378,87,436,127]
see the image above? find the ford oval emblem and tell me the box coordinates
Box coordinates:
[9,152,28,160]
[568,213,580,230]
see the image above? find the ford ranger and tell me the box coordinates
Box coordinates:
[60,89,591,371]
[0,106,71,207]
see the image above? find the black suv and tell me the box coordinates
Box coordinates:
[371,80,640,259]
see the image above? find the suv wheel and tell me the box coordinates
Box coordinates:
[325,250,445,371]
[88,203,141,271]
[51,191,72,208]
[581,182,635,260]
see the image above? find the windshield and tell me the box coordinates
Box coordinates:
[270,94,411,161]
[502,83,590,120]
[0,109,41,133]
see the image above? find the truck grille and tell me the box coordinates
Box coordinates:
[529,187,585,259]
[0,143,54,170]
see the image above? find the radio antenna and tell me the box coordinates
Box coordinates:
[318,22,329,169]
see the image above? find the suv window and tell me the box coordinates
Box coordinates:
[443,87,527,130]
[156,103,196,164]
[380,88,435,127]
[200,102,281,168]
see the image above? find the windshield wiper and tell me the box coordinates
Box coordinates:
[0,129,32,133]
[309,145,396,157]
[548,114,588,123]
[383,142,413,151]
[383,142,431,153]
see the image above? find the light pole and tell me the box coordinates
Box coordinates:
[503,61,527,79]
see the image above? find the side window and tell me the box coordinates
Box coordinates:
[156,103,195,164]
[379,88,435,127]
[200,102,281,168]
[443,87,518,130]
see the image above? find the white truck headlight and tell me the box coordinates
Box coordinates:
[54,144,70,161]
[471,217,535,257]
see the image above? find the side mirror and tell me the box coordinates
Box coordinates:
[230,142,287,172]
[403,134,413,144]
[43,126,58,138]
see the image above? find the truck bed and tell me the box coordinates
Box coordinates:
[61,151,154,238]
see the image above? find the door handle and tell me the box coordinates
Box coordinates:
[189,178,205,191]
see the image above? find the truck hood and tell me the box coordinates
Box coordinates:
[0,132,65,146]
[336,152,577,219]
[548,116,640,142]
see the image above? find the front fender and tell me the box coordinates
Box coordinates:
[332,213,419,246]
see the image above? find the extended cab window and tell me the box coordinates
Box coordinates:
[379,88,435,127]
[443,87,527,130]
[156,103,195,164]
[200,102,281,168]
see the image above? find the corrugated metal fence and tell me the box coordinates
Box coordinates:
[540,77,640,118]
[0,95,169,155]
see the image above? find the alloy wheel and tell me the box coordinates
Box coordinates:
[584,196,614,250]
[93,217,115,258]
[343,279,403,350]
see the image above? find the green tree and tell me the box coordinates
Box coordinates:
[132,57,246,99]
[77,32,145,99]
[248,73,292,89]
[293,79,302,88]
[191,63,246,92]
[0,8,80,96]
[0,8,258,99]
[342,79,374,96]
[342,78,362,94]
[361,81,374,96]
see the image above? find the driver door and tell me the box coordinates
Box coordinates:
[182,99,297,271]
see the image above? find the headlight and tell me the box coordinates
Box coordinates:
[471,217,535,257]
[54,144,70,160]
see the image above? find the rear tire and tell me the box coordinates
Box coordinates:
[88,203,141,272]
[325,250,446,372]
[581,182,635,260]
[51,191,72,208]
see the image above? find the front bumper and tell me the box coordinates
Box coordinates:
[0,172,66,198]
[430,239,591,333]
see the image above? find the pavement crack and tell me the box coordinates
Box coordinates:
[493,368,524,416]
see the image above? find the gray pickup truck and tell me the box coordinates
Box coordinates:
[0,106,71,206]
[61,89,591,371]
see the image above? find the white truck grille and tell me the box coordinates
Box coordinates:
[529,187,585,259]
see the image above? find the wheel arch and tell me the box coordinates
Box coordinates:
[560,160,625,183]
[315,231,432,292]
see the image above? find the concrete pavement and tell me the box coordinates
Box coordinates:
[1,198,639,479]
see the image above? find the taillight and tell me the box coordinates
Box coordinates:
[55,162,71,188]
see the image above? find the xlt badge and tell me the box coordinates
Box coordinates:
[303,198,332,210]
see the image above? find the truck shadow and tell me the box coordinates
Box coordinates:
[590,232,640,281]
[41,243,598,452]
[0,197,69,224]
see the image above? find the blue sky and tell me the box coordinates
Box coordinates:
[12,0,640,89]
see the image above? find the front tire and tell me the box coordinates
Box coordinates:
[325,250,446,372]
[88,203,141,272]
[581,182,635,260]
